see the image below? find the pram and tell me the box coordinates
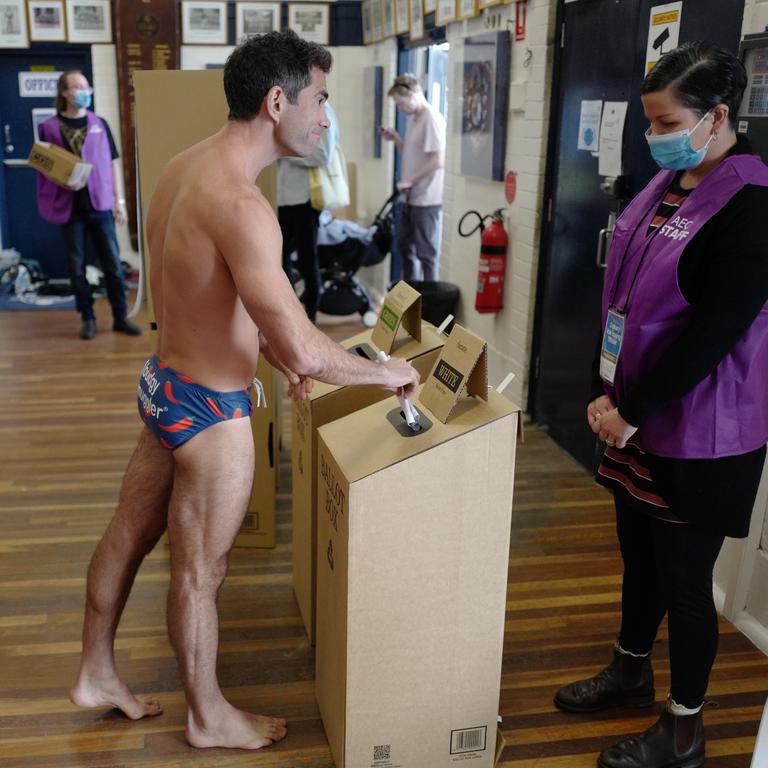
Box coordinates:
[314,191,400,327]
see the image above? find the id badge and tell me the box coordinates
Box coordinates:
[600,308,625,385]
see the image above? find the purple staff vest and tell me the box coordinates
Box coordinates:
[602,153,768,459]
[36,111,115,224]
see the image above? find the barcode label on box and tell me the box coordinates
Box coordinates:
[450,726,487,754]
[373,744,391,761]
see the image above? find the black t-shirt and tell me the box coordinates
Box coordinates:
[58,114,119,212]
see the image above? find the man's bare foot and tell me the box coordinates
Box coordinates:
[69,673,162,720]
[186,706,288,750]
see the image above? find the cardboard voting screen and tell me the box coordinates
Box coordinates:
[370,280,422,353]
[419,324,489,424]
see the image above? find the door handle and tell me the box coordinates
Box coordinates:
[3,124,13,154]
[596,211,617,269]
[596,227,610,268]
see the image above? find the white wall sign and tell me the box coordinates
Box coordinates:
[598,100,628,177]
[577,99,602,152]
[18,71,61,98]
[644,2,683,75]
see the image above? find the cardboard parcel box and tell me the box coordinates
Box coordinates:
[27,142,92,188]
[236,357,280,548]
[292,281,446,644]
[316,325,516,768]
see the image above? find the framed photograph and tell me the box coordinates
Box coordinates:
[435,0,455,25]
[370,0,382,42]
[478,0,502,8]
[394,0,408,35]
[235,2,279,39]
[287,3,328,45]
[28,0,65,41]
[65,0,111,43]
[0,0,29,46]
[460,30,510,181]
[423,0,436,14]
[181,1,227,45]
[381,0,394,37]
[408,0,423,40]
[457,0,477,20]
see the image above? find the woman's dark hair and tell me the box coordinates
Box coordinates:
[224,30,332,121]
[55,70,80,113]
[388,73,420,97]
[640,41,747,128]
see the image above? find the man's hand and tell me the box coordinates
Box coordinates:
[380,358,420,397]
[379,126,398,142]
[64,181,86,192]
[113,200,127,226]
[288,375,314,401]
[396,179,413,192]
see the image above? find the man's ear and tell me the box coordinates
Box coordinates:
[265,85,285,123]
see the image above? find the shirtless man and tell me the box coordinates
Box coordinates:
[69,30,419,751]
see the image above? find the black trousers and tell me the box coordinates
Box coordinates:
[278,202,320,322]
[615,494,725,708]
[61,209,127,322]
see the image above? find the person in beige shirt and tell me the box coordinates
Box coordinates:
[381,73,446,281]
[69,30,419,753]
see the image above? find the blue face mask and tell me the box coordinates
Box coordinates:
[645,110,714,170]
[73,89,92,109]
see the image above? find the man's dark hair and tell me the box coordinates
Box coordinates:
[224,30,332,121]
[641,41,747,129]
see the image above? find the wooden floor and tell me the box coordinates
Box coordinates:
[1,299,767,767]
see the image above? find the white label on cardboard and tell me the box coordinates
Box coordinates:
[418,324,489,424]
[370,280,422,354]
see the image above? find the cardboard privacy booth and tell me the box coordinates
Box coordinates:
[27,142,92,188]
[315,325,516,768]
[292,281,446,644]
[235,357,280,549]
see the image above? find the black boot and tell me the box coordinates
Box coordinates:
[597,704,705,768]
[113,317,142,335]
[79,318,96,340]
[554,646,655,713]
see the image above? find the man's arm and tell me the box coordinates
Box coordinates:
[216,194,420,395]
[397,151,443,191]
[111,159,127,225]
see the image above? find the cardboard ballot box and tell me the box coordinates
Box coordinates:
[315,325,516,768]
[292,281,446,644]
[236,358,281,548]
[27,142,92,188]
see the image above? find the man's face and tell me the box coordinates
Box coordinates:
[393,92,418,115]
[279,67,330,157]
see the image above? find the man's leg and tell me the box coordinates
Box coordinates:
[411,205,441,282]
[397,203,420,281]
[166,417,287,750]
[61,214,95,333]
[88,210,129,321]
[70,427,173,718]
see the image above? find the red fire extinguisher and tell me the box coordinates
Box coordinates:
[458,209,508,313]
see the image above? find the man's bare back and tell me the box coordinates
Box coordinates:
[147,131,277,391]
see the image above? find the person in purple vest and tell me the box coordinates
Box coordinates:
[36,71,141,340]
[553,42,768,768]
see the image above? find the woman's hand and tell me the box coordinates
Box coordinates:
[587,394,614,430]
[592,406,637,449]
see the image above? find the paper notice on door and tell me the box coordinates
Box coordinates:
[644,2,683,75]
[578,100,603,152]
[598,101,628,178]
